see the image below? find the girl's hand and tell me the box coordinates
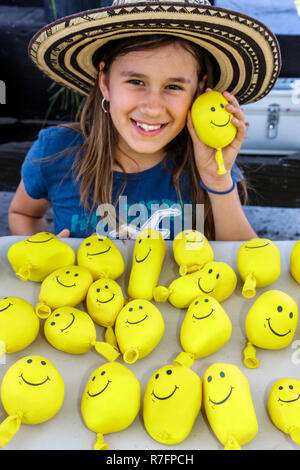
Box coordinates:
[187,89,248,190]
[57,229,70,238]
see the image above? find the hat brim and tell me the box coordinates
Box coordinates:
[28,2,281,104]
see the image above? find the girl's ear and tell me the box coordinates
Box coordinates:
[98,61,109,100]
[199,74,208,94]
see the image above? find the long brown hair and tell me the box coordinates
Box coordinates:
[63,34,246,239]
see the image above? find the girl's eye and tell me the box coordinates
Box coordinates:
[128,79,144,86]
[166,84,182,91]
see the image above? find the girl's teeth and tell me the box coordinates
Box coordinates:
[136,121,162,131]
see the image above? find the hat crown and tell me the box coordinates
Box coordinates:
[112,0,212,5]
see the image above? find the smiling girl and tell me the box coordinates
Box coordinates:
[8,0,281,241]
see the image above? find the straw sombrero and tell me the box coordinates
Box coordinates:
[28,0,281,104]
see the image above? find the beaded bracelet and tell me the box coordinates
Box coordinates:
[200,179,236,195]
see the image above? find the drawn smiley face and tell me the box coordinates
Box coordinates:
[143,363,202,445]
[272,379,300,406]
[86,369,112,399]
[47,265,92,291]
[190,296,215,321]
[44,307,97,354]
[0,297,13,313]
[195,262,237,302]
[86,278,125,328]
[268,378,300,441]
[191,91,236,149]
[47,309,76,334]
[116,299,161,330]
[25,232,56,244]
[203,364,246,411]
[242,238,272,250]
[134,232,152,263]
[151,367,179,402]
[206,370,234,408]
[245,290,298,349]
[82,235,112,257]
[1,356,65,425]
[9,356,63,394]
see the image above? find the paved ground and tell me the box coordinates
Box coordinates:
[1,191,299,240]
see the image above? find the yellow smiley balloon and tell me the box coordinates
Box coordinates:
[173,230,214,275]
[243,290,298,369]
[154,261,237,308]
[77,235,125,281]
[35,265,93,317]
[113,299,165,364]
[290,240,300,284]
[44,306,102,354]
[143,357,202,445]
[128,229,166,301]
[86,278,125,328]
[0,297,39,356]
[180,295,232,364]
[237,238,281,298]
[81,362,141,450]
[191,91,237,175]
[7,232,75,282]
[0,356,64,448]
[203,363,258,450]
[268,378,300,445]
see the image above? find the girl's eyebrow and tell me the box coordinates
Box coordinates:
[120,70,191,84]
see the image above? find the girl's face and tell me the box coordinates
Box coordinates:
[99,42,202,162]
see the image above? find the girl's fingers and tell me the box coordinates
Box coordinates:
[57,228,70,238]
[231,117,247,143]
[226,103,245,122]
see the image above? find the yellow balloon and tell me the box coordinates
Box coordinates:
[0,297,39,356]
[154,261,237,308]
[290,240,300,284]
[35,265,93,317]
[173,230,214,275]
[7,232,75,282]
[86,278,125,328]
[0,356,64,448]
[191,91,237,175]
[268,378,300,445]
[203,363,258,450]
[44,306,100,354]
[114,299,165,364]
[243,290,298,369]
[128,229,166,300]
[180,295,232,362]
[77,235,125,281]
[143,360,202,445]
[237,238,281,298]
[81,362,141,450]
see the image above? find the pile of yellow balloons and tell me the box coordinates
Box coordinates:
[2,231,300,450]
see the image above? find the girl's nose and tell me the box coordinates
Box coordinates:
[139,90,165,117]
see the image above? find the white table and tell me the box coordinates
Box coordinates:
[0,236,299,451]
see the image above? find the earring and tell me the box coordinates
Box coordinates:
[101,98,110,114]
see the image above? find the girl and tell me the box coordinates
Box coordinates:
[8,0,281,241]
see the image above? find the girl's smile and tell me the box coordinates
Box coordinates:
[99,42,200,171]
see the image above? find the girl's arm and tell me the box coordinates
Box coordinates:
[8,180,51,235]
[200,172,257,241]
[187,90,256,241]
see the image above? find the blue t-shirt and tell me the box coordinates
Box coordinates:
[21,126,243,239]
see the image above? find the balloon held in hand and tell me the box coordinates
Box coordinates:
[191,91,237,175]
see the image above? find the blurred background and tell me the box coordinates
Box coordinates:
[0,0,300,238]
